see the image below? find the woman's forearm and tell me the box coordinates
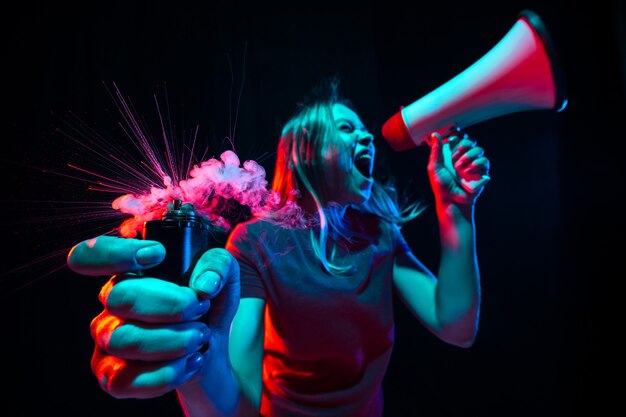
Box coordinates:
[434,202,481,347]
[176,336,259,417]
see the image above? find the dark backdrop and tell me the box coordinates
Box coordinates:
[2,1,612,416]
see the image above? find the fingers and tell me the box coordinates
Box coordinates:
[428,130,466,172]
[81,242,242,401]
[451,135,478,162]
[82,242,242,400]
[189,248,241,332]
[91,346,203,399]
[67,236,165,276]
[190,248,240,299]
[454,146,484,173]
[428,129,491,199]
[90,310,210,361]
[90,306,210,399]
[449,135,490,176]
[100,276,210,323]
[462,157,490,178]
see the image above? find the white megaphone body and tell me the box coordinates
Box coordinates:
[381,9,567,152]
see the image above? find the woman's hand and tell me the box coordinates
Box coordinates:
[67,236,240,399]
[427,130,491,208]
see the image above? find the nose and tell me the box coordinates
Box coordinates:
[357,131,374,146]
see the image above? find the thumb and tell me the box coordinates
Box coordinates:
[427,132,444,170]
[189,248,240,333]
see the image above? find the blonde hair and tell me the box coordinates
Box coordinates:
[268,78,425,275]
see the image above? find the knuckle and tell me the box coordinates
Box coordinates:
[106,281,134,308]
[108,323,134,350]
[207,247,238,273]
[209,247,232,262]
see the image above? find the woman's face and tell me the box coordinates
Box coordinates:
[320,103,375,206]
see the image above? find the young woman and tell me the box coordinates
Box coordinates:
[67,79,491,417]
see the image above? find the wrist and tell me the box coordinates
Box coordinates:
[177,333,235,415]
[436,202,475,249]
[436,200,474,221]
[200,332,231,380]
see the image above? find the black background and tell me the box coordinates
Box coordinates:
[2,0,614,416]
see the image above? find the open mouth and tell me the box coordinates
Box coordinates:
[353,152,373,179]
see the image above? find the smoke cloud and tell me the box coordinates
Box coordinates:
[112,150,276,237]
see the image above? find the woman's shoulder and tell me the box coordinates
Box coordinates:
[229,216,269,238]
[228,216,300,242]
[226,216,310,256]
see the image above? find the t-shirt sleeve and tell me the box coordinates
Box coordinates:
[225,222,267,299]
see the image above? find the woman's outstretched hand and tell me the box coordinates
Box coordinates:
[67,236,240,399]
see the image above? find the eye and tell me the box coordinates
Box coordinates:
[338,122,355,133]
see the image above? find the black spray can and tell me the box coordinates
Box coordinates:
[142,199,211,285]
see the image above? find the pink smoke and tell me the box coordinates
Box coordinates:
[112,150,281,238]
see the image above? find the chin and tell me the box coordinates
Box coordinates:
[359,190,372,204]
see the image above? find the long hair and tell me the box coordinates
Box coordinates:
[268,78,425,275]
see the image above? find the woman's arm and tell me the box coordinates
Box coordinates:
[393,131,489,348]
[434,202,480,347]
[392,203,480,348]
[392,225,479,349]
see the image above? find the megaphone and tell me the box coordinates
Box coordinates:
[381,9,567,151]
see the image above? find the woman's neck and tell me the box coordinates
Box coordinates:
[299,192,349,219]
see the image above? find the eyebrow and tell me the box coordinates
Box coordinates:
[335,117,366,129]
